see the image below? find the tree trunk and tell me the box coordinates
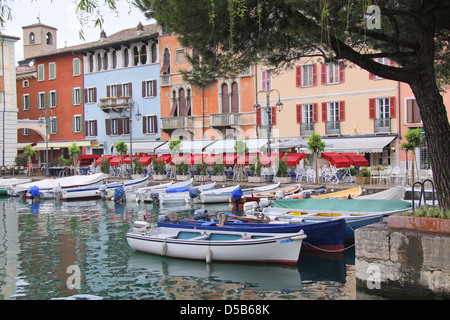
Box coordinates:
[409,80,450,210]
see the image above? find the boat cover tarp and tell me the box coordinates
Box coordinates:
[189,187,201,198]
[166,187,191,193]
[231,188,244,201]
[358,186,406,200]
[273,198,412,212]
[114,186,125,201]
[30,186,40,197]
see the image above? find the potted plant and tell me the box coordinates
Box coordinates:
[196,160,209,181]
[68,142,80,175]
[100,157,111,178]
[248,156,264,183]
[211,161,226,182]
[176,162,191,180]
[356,167,370,185]
[132,157,144,179]
[389,207,450,234]
[152,157,166,180]
[114,141,128,179]
[274,157,291,183]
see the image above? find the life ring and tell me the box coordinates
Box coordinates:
[27,164,33,171]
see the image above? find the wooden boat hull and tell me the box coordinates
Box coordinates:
[311,187,362,199]
[126,226,306,265]
[194,185,240,204]
[158,218,346,252]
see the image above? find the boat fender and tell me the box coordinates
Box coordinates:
[161,242,167,256]
[206,248,212,264]
[194,209,209,220]
[302,191,311,199]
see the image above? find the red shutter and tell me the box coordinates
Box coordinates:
[339,64,345,83]
[390,96,396,118]
[296,104,302,123]
[313,103,318,123]
[271,106,277,125]
[369,98,376,119]
[322,102,327,122]
[256,108,261,126]
[321,63,327,84]
[117,85,122,97]
[312,64,317,86]
[296,66,302,87]
[84,89,88,102]
[84,121,88,136]
[339,101,345,121]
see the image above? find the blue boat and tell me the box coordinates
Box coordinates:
[157,216,346,253]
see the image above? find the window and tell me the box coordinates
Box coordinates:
[22,94,31,111]
[175,48,186,63]
[123,117,130,135]
[103,52,108,70]
[124,48,129,68]
[73,58,81,76]
[23,80,29,88]
[89,55,94,73]
[261,70,271,91]
[97,53,102,71]
[142,80,157,98]
[49,62,56,80]
[37,92,46,109]
[22,127,31,136]
[72,88,82,105]
[46,32,53,45]
[406,99,421,124]
[48,90,57,108]
[38,64,45,81]
[161,48,171,74]
[133,47,139,66]
[322,101,345,122]
[296,64,317,87]
[303,103,314,123]
[221,83,229,113]
[377,98,390,119]
[111,118,120,135]
[322,63,345,84]
[151,43,157,63]
[122,83,132,97]
[143,115,158,134]
[85,87,97,104]
[112,51,117,69]
[369,97,396,119]
[230,82,239,113]
[73,115,82,133]
[29,32,35,44]
[328,102,340,122]
[49,117,58,134]
[85,120,97,137]
[140,45,147,64]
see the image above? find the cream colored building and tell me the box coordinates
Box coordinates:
[257,57,401,167]
[0,34,20,167]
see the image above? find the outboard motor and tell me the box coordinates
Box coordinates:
[150,192,160,205]
[99,185,107,198]
[275,191,284,200]
[157,214,171,222]
[132,221,150,234]
[193,209,209,220]
[231,188,244,202]
[189,187,201,199]
[302,191,311,199]
[30,185,40,199]
[259,198,271,208]
[114,186,125,203]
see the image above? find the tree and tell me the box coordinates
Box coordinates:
[140,0,450,209]
[114,141,128,178]
[68,143,81,174]
[307,133,326,184]
[23,144,36,177]
[401,128,424,185]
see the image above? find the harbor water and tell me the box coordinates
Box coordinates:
[0,196,356,300]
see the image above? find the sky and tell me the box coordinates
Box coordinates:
[2,0,152,63]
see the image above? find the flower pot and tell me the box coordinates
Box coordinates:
[389,215,450,234]
[248,176,264,183]
[131,174,143,179]
[356,176,371,185]
[153,174,166,181]
[274,176,292,184]
[176,174,191,181]
[211,175,226,182]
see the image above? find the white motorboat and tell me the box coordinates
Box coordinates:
[137,178,194,202]
[194,185,240,204]
[127,221,306,265]
[124,181,174,202]
[159,182,216,205]
[0,178,32,196]
[11,173,105,199]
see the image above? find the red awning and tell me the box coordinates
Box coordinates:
[139,155,157,166]
[109,156,123,166]
[156,154,172,164]
[170,154,190,165]
[341,153,369,167]
[188,154,207,165]
[282,153,306,166]
[321,152,352,168]
[95,155,114,165]
[204,154,238,166]
[259,153,281,166]
[76,154,99,166]
[236,153,259,166]
[122,155,140,164]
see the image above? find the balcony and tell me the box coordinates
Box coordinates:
[300,122,314,136]
[325,121,341,135]
[99,96,132,114]
[161,117,186,130]
[374,118,391,133]
[211,113,240,127]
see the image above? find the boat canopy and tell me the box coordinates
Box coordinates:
[273,199,412,212]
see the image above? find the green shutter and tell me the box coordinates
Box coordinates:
[49,63,55,79]
[73,58,80,76]
[72,116,75,132]
[38,65,44,81]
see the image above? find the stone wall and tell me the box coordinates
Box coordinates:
[355,221,450,299]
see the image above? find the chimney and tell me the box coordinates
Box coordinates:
[137,22,144,35]
[100,30,107,42]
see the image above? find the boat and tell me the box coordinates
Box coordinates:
[138,178,194,203]
[241,184,303,203]
[159,182,216,205]
[193,184,240,204]
[11,173,105,199]
[358,186,406,200]
[59,175,150,201]
[311,187,363,199]
[253,198,412,240]
[126,221,306,265]
[0,178,32,196]
[157,213,346,252]
[125,181,174,202]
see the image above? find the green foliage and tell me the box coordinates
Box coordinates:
[276,157,288,177]
[176,162,189,175]
[114,141,128,156]
[249,156,262,177]
[68,142,81,167]
[57,156,71,167]
[23,144,36,159]
[15,153,28,167]
[403,207,450,220]
[212,161,225,176]
[234,138,249,155]
[152,157,166,175]
[357,167,370,177]
[307,133,325,154]
[196,160,207,175]
[133,157,143,174]
[100,157,110,174]
[401,128,423,151]
[169,138,182,153]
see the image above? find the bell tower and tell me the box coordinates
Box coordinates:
[22,23,57,59]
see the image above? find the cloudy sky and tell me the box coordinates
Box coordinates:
[2,0,151,62]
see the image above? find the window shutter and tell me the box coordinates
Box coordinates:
[128,83,133,97]
[313,103,318,122]
[55,92,58,107]
[106,85,111,97]
[105,119,111,135]
[339,64,345,83]
[261,70,267,91]
[295,66,302,87]
[256,108,261,126]
[296,104,302,123]
[54,118,58,134]
[84,121,88,136]
[322,102,327,122]
[72,89,75,105]
[389,96,396,118]
[339,101,345,121]
[152,80,157,97]
[72,116,75,132]
[142,81,146,97]
[271,106,277,125]
[117,84,122,97]
[118,118,123,135]
[321,63,327,84]
[312,64,317,86]
[93,120,97,136]
[143,116,147,133]
[93,88,97,102]
[369,98,376,119]
[153,116,158,133]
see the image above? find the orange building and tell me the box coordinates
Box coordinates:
[157,31,257,145]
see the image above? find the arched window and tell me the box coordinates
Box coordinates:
[161,48,171,74]
[221,83,229,113]
[179,88,186,116]
[112,50,117,69]
[46,32,53,45]
[231,82,239,113]
[140,45,147,64]
[103,52,108,70]
[133,47,139,66]
[124,48,129,68]
[97,53,102,71]
[89,54,94,73]
[171,90,178,116]
[151,43,157,63]
[186,89,192,116]
[29,32,35,44]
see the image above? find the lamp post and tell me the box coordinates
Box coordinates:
[254,79,283,181]
[127,100,142,175]
[38,106,53,177]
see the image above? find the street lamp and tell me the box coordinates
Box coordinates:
[254,79,283,181]
[38,106,53,176]
[125,100,141,174]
